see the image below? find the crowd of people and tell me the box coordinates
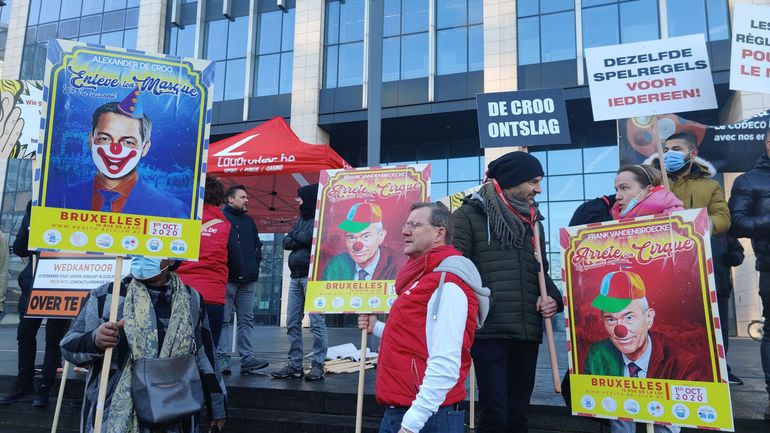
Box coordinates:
[0,134,767,433]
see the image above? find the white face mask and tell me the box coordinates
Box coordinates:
[90,141,144,179]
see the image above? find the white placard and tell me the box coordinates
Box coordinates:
[33,257,128,290]
[585,34,717,121]
[730,2,770,94]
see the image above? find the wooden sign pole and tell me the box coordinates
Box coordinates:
[92,257,123,433]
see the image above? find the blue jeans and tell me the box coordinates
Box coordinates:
[760,272,770,398]
[286,277,327,368]
[379,406,464,433]
[218,281,257,360]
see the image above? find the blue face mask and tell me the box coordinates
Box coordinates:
[130,257,167,280]
[664,150,690,172]
[619,189,647,217]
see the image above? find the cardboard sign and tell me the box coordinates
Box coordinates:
[305,165,430,314]
[26,254,130,318]
[29,40,214,259]
[730,3,770,94]
[585,34,717,121]
[475,89,571,147]
[619,111,769,173]
[561,209,732,431]
[0,80,43,159]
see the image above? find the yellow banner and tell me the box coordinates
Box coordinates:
[570,374,732,430]
[29,206,201,259]
[305,280,396,313]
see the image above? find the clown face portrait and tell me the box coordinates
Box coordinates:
[582,270,712,382]
[321,202,400,281]
[43,88,189,219]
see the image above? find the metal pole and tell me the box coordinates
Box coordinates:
[366,0,384,167]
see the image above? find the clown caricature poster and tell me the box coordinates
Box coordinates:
[304,165,430,314]
[29,40,213,260]
[560,208,733,431]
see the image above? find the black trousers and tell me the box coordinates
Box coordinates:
[16,316,70,388]
[471,338,540,433]
[716,293,730,354]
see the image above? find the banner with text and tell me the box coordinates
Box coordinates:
[475,89,571,147]
[619,111,769,173]
[0,80,43,159]
[26,253,130,318]
[730,3,770,94]
[305,165,430,314]
[29,39,213,259]
[561,209,732,431]
[585,34,717,121]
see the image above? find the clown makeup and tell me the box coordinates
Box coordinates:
[89,112,147,179]
[601,299,655,361]
[344,224,385,269]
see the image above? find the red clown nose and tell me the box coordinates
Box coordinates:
[352,242,364,252]
[614,325,629,338]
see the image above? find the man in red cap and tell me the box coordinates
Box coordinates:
[584,270,710,382]
[321,202,401,281]
[46,87,188,218]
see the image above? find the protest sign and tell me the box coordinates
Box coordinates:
[26,252,130,318]
[619,111,768,173]
[585,34,717,121]
[730,3,770,94]
[29,40,213,259]
[0,80,43,159]
[561,209,732,431]
[304,165,430,314]
[475,89,570,147]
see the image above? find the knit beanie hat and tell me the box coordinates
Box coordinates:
[487,151,545,189]
[298,183,319,217]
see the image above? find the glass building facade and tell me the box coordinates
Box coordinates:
[0,0,743,326]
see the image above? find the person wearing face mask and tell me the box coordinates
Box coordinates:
[610,164,683,219]
[46,88,188,219]
[60,257,226,433]
[644,132,730,235]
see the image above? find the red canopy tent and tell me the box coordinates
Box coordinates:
[207,116,350,233]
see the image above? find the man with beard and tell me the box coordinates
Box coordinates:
[452,151,563,433]
[47,88,188,218]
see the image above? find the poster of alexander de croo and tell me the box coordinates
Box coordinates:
[30,39,213,260]
[305,165,430,314]
[561,209,733,431]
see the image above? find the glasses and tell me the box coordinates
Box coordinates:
[93,134,141,148]
[402,220,437,231]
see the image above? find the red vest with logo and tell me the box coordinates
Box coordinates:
[376,245,478,407]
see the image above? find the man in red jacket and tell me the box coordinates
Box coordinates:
[177,176,235,347]
[359,202,489,433]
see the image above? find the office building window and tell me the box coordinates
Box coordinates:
[22,0,140,79]
[381,0,429,82]
[667,0,729,41]
[325,0,365,88]
[164,0,197,58]
[436,0,483,76]
[254,7,295,97]
[0,1,12,62]
[582,0,658,50]
[517,0,576,66]
[530,145,619,290]
[205,15,249,101]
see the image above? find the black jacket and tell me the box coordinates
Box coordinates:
[569,195,616,226]
[223,205,263,282]
[284,216,313,278]
[729,154,770,271]
[711,234,744,296]
[13,201,34,314]
[452,195,564,342]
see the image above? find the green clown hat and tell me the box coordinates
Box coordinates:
[338,202,382,233]
[591,270,646,313]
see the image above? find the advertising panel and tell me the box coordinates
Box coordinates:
[29,40,214,259]
[561,209,732,431]
[305,165,430,314]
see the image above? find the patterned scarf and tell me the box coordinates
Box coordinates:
[105,272,194,433]
[479,182,538,249]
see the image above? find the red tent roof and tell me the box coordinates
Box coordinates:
[207,117,349,233]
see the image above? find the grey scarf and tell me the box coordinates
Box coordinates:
[479,182,538,249]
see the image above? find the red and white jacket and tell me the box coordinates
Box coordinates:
[375,245,486,433]
[178,204,231,305]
